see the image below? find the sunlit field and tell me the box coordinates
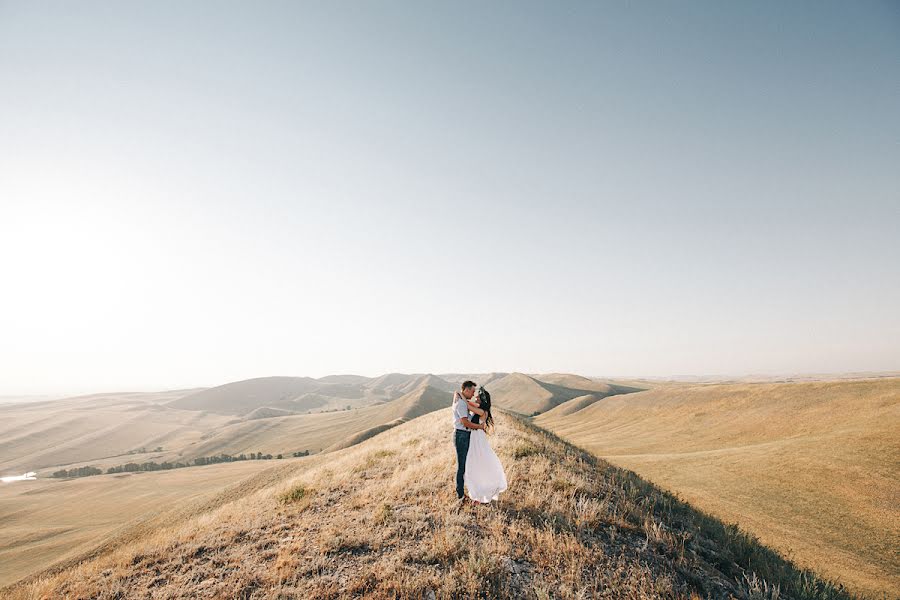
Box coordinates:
[536,377,900,597]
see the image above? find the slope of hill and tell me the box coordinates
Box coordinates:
[535,378,900,598]
[439,372,509,388]
[537,393,605,418]
[4,408,848,600]
[240,406,300,421]
[531,373,615,393]
[171,384,453,461]
[487,372,624,415]
[169,374,457,417]
[323,384,451,451]
[0,457,294,588]
[0,391,231,473]
[364,373,456,397]
[168,376,336,416]
[316,374,372,385]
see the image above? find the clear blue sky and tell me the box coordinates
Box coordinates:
[1,1,898,393]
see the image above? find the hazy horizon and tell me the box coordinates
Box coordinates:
[2,2,899,395]
[4,369,900,400]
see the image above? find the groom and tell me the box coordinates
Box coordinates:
[453,380,487,500]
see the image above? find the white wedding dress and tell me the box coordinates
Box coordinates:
[465,424,508,503]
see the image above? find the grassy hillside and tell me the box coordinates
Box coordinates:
[168,376,362,416]
[168,383,452,461]
[0,458,296,588]
[535,378,900,598]
[5,408,849,599]
[488,372,630,415]
[0,391,230,474]
[315,375,373,385]
[439,372,509,388]
[323,384,452,452]
[538,393,607,418]
[0,375,461,474]
[529,372,638,395]
[168,374,457,417]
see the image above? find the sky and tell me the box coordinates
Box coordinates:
[1,1,898,394]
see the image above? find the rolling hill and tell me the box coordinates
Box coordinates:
[439,372,509,388]
[535,377,900,598]
[167,383,454,461]
[0,457,298,589]
[316,374,373,385]
[0,391,230,474]
[487,372,629,415]
[529,372,615,393]
[0,374,466,478]
[323,384,451,452]
[168,373,457,417]
[4,372,889,598]
[3,408,847,599]
[537,393,606,418]
[168,376,359,416]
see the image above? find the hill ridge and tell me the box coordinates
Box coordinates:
[6,407,850,600]
[324,383,453,452]
[489,372,629,416]
[534,377,900,597]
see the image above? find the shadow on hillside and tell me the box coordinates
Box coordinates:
[511,414,855,600]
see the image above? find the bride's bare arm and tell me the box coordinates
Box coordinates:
[466,400,486,416]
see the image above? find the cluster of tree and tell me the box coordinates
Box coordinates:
[308,405,354,414]
[51,465,103,478]
[50,450,306,479]
[124,446,164,455]
[191,452,275,466]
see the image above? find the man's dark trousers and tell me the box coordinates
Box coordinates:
[454,428,471,499]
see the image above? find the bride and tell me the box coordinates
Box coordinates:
[463,386,507,504]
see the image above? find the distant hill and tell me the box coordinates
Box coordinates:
[172,382,454,460]
[315,374,372,385]
[324,384,450,451]
[168,374,455,417]
[4,408,849,599]
[240,406,300,421]
[168,376,325,415]
[487,372,628,415]
[439,372,509,388]
[363,373,456,397]
[171,373,539,421]
[530,373,613,392]
[536,393,605,418]
[0,390,233,473]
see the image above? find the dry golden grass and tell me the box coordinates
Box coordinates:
[0,457,314,588]
[536,378,900,598]
[0,391,232,474]
[177,383,450,460]
[488,372,630,416]
[5,408,850,600]
[168,374,457,417]
[1,382,452,478]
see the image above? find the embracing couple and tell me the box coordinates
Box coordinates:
[452,380,508,506]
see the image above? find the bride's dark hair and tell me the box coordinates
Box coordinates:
[477,387,495,433]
